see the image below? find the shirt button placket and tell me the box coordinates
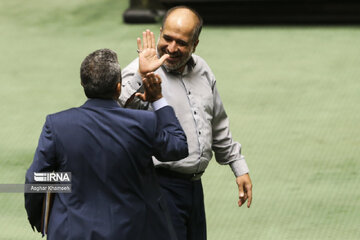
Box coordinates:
[187,86,202,159]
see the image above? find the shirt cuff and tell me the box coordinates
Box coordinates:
[151,97,168,111]
[230,156,249,177]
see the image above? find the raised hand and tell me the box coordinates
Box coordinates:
[135,72,163,103]
[137,29,169,76]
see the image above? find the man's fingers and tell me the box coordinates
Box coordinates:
[137,38,142,52]
[145,72,154,77]
[238,198,245,207]
[146,73,162,86]
[236,174,253,208]
[140,30,155,49]
[238,194,248,207]
[247,187,252,208]
[159,54,170,65]
[142,78,151,90]
[135,92,146,101]
[238,182,247,208]
[142,31,147,49]
[151,31,155,49]
[146,30,152,49]
[145,72,154,81]
[238,183,245,198]
[238,195,247,207]
[155,74,162,84]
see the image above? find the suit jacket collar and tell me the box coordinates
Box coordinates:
[81,98,121,109]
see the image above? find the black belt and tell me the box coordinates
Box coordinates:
[155,168,204,181]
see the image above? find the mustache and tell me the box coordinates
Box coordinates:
[165,52,181,58]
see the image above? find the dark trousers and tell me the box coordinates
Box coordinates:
[156,172,207,240]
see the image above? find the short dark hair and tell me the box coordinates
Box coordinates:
[161,6,203,42]
[80,49,121,99]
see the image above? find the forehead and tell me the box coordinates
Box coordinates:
[162,10,197,41]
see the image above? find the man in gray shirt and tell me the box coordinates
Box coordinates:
[119,6,253,240]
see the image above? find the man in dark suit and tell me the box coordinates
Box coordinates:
[25,48,188,239]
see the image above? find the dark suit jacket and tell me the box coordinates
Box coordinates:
[25,98,188,240]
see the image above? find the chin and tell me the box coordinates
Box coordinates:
[164,62,180,71]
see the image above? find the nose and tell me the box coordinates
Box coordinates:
[167,41,177,53]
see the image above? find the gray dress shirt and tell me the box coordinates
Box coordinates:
[119,54,249,177]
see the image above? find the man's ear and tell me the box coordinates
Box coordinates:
[114,82,121,99]
[192,39,199,53]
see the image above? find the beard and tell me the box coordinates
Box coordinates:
[157,46,193,72]
[163,53,192,71]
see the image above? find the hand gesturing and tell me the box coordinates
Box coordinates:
[137,29,169,76]
[135,72,163,103]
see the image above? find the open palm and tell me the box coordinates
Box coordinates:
[137,30,169,75]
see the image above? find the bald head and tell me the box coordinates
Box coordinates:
[162,6,203,42]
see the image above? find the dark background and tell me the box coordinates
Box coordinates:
[124,0,360,24]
